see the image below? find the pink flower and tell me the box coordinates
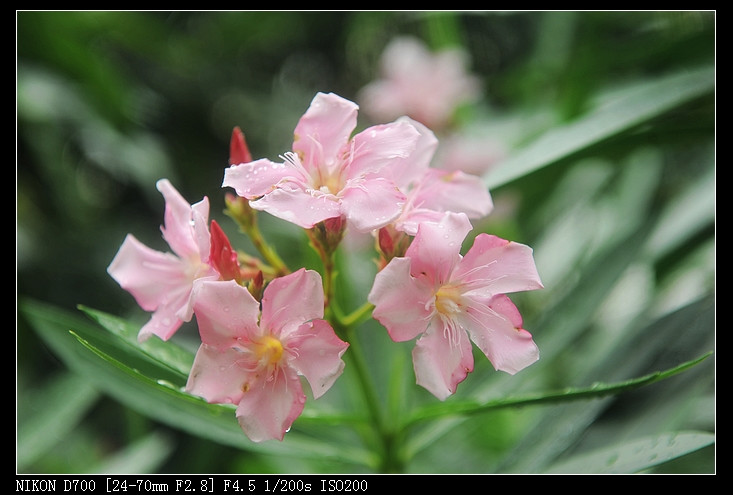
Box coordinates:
[185,269,349,442]
[107,179,220,342]
[388,118,494,237]
[368,212,543,400]
[358,36,481,130]
[222,92,420,232]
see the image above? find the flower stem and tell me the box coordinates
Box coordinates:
[306,219,404,471]
[339,301,375,329]
[225,197,289,276]
[342,324,404,472]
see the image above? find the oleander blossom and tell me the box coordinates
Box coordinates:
[107,179,220,342]
[358,36,481,130]
[368,212,543,400]
[222,92,420,232]
[186,270,349,442]
[389,117,493,236]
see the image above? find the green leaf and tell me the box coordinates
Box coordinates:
[403,352,712,428]
[16,372,101,469]
[543,431,715,474]
[77,304,195,377]
[494,294,714,474]
[484,65,715,189]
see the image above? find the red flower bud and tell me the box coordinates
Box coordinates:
[209,219,242,283]
[230,126,253,165]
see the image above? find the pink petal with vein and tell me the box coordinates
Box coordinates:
[464,294,539,374]
[369,257,434,342]
[288,319,349,399]
[293,92,357,171]
[235,369,305,442]
[412,324,474,401]
[191,280,260,350]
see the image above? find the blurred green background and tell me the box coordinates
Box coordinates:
[17,11,715,474]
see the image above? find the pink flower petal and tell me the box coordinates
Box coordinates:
[156,178,210,260]
[108,233,218,342]
[191,280,261,349]
[235,368,305,442]
[249,184,342,229]
[138,306,185,342]
[287,319,349,399]
[395,209,448,237]
[340,176,406,232]
[412,323,474,401]
[369,257,434,342]
[107,234,189,311]
[293,92,357,172]
[186,344,250,405]
[222,158,305,199]
[346,120,420,178]
[260,269,325,338]
[405,212,472,286]
[453,233,544,297]
[388,117,438,188]
[411,168,493,220]
[463,294,539,374]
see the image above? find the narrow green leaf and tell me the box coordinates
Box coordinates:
[494,294,714,474]
[643,162,715,260]
[403,352,712,429]
[543,431,715,474]
[77,305,195,377]
[20,299,188,387]
[17,373,101,469]
[484,65,714,189]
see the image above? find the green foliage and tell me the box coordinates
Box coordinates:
[17,11,715,474]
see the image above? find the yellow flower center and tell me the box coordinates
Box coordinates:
[435,285,463,316]
[321,173,343,195]
[254,335,284,366]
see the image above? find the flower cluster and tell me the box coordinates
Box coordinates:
[108,91,542,442]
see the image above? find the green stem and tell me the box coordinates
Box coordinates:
[339,302,375,329]
[322,250,336,319]
[306,220,403,471]
[342,325,404,472]
[225,199,289,277]
[241,219,289,277]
